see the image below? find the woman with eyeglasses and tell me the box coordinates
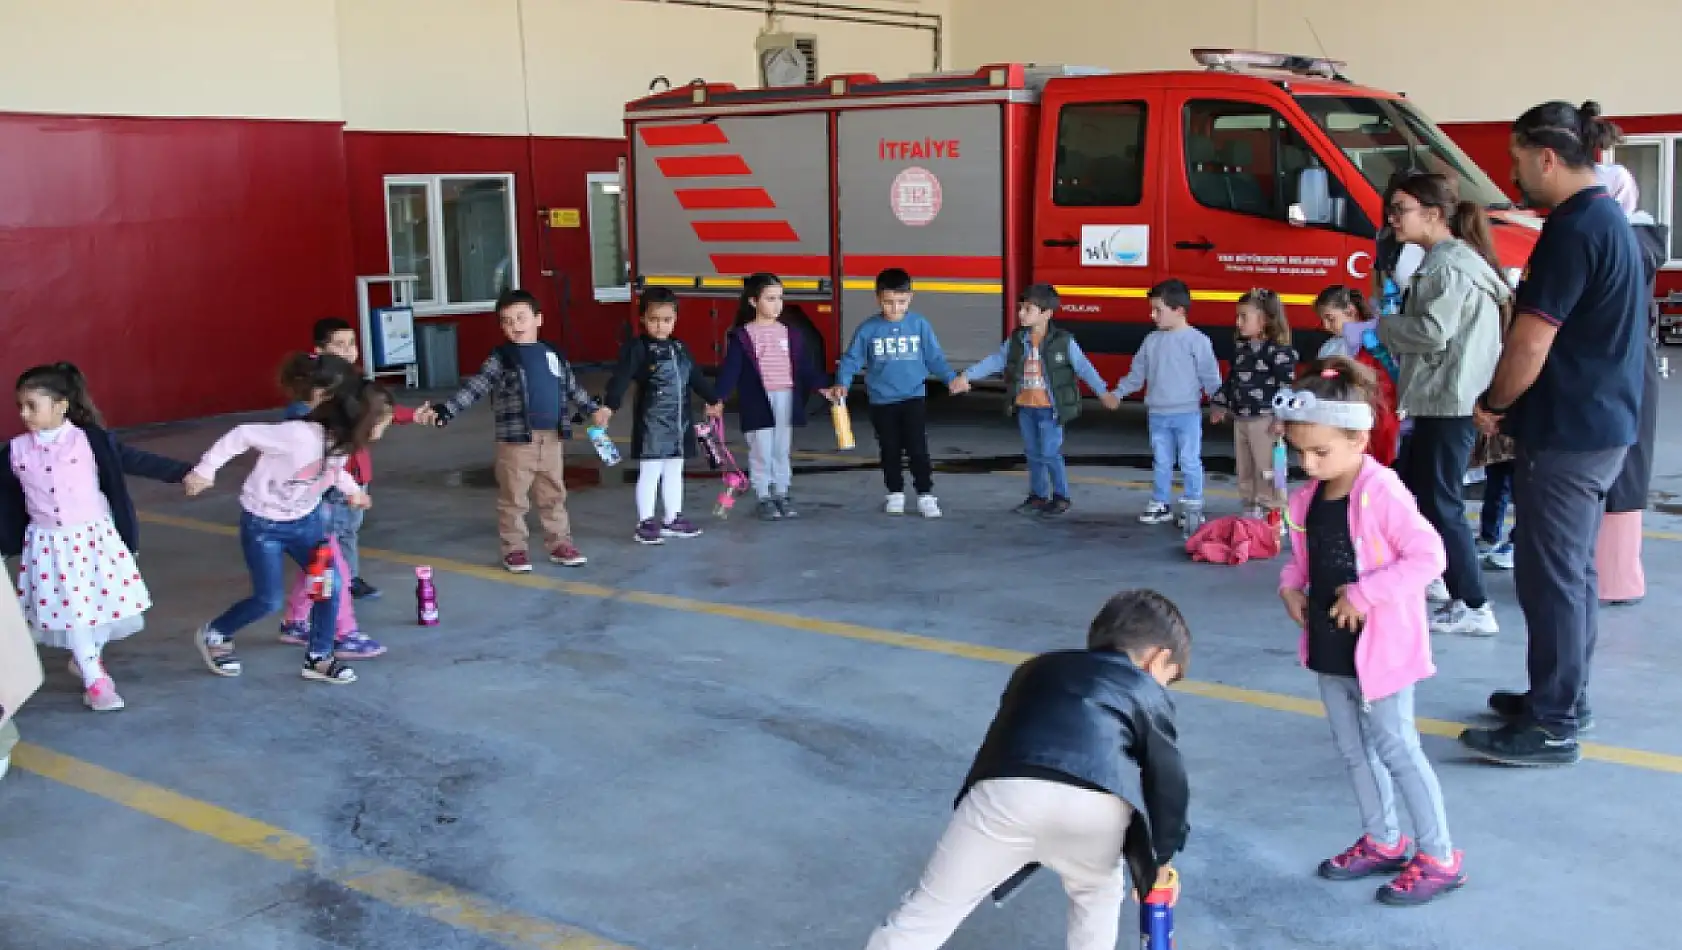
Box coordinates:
[1377,173,1512,638]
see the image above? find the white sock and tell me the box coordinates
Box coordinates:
[660,459,685,520]
[66,627,104,687]
[635,463,662,522]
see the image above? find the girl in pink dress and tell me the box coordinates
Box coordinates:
[0,364,193,711]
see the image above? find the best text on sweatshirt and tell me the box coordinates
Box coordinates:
[1111,327,1223,415]
[835,312,956,405]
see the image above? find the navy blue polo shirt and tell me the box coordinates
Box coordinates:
[1505,186,1646,451]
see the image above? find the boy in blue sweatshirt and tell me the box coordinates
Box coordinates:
[826,268,957,518]
[1111,279,1222,526]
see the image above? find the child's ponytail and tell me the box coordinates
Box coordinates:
[16,362,103,429]
[279,352,354,404]
[309,376,394,457]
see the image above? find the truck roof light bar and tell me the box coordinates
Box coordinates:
[1191,48,1348,81]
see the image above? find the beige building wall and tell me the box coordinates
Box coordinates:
[951,0,1682,122]
[0,0,343,120]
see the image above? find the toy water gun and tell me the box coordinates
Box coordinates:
[305,543,335,602]
[1140,866,1180,948]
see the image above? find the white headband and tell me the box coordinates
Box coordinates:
[1272,388,1375,430]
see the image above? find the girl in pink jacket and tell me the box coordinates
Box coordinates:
[1276,358,1464,907]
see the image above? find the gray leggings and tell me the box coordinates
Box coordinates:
[1318,676,1454,860]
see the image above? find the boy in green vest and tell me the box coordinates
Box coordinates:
[951,284,1118,515]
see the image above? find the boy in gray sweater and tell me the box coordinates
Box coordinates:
[1112,279,1223,524]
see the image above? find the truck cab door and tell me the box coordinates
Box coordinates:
[1031,85,1164,371]
[1162,91,1376,360]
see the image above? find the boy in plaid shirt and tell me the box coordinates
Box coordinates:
[434,290,607,572]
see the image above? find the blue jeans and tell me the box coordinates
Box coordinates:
[1017,407,1068,500]
[1148,412,1204,504]
[1479,462,1513,545]
[327,497,365,578]
[210,506,340,657]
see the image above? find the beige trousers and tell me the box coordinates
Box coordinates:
[864,778,1132,950]
[1234,415,1283,511]
[494,431,572,555]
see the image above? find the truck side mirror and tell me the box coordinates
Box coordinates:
[1291,166,1334,227]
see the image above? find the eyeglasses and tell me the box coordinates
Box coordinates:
[1386,202,1420,220]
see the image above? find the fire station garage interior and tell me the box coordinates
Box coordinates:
[3,2,1682,948]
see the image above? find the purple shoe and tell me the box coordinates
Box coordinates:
[278,621,309,645]
[1318,835,1411,881]
[333,632,386,659]
[661,514,703,539]
[635,519,665,545]
[1377,851,1466,906]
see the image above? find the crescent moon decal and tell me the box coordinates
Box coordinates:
[1347,251,1372,279]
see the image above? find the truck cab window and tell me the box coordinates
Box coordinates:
[1054,102,1148,207]
[1183,100,1370,236]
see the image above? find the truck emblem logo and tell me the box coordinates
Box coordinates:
[1079,225,1150,268]
[891,167,943,227]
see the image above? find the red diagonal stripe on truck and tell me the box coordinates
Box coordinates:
[638,124,730,147]
[692,221,801,242]
[709,254,830,276]
[656,155,752,178]
[842,255,1002,279]
[675,187,778,210]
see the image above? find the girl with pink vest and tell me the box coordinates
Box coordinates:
[1276,358,1464,907]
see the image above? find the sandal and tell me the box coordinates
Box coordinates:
[196,625,242,677]
[302,655,357,684]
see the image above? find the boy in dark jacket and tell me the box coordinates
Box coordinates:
[433,290,607,573]
[862,589,1191,950]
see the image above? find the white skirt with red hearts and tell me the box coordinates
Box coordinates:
[17,517,149,649]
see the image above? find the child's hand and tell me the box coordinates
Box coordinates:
[821,385,847,403]
[1269,418,1285,438]
[412,403,437,427]
[183,472,212,496]
[591,407,612,428]
[346,492,373,511]
[1209,408,1228,425]
[1100,392,1121,410]
[948,376,971,395]
[1330,585,1365,632]
[704,402,724,421]
[1280,587,1308,626]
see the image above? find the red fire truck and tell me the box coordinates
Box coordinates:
[622,49,1540,376]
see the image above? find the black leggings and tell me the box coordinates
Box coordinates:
[1400,416,1486,608]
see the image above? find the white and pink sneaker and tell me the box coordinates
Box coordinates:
[84,676,125,712]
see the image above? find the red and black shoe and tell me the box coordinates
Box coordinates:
[1318,835,1411,881]
[1377,851,1466,906]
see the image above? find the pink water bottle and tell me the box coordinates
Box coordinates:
[416,566,439,626]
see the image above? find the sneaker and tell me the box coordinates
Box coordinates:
[774,494,799,519]
[1459,721,1581,767]
[334,632,386,659]
[1431,601,1498,637]
[1318,835,1411,881]
[195,625,242,677]
[503,551,534,573]
[662,514,703,538]
[549,544,588,567]
[884,492,906,515]
[1139,501,1173,524]
[84,676,125,712]
[302,655,357,685]
[917,495,942,519]
[349,577,381,600]
[1039,496,1072,517]
[1425,578,1451,607]
[635,519,665,545]
[757,498,783,521]
[1482,542,1514,571]
[278,621,310,645]
[1487,690,1595,734]
[1014,495,1049,515]
[1377,852,1466,906]
[1475,537,1495,555]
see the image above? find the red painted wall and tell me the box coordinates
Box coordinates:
[0,113,354,431]
[343,132,630,374]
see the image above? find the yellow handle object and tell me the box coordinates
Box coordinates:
[831,401,856,451]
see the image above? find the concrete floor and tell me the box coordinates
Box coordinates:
[3,374,1682,950]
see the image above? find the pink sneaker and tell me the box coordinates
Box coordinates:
[1318,835,1411,881]
[84,676,125,712]
[1377,851,1466,906]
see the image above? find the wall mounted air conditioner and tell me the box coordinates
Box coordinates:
[756,32,818,87]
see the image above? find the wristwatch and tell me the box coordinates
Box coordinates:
[1477,392,1510,415]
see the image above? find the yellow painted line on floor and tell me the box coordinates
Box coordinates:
[138,511,1682,775]
[9,742,625,950]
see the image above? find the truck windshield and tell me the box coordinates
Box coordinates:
[1295,95,1512,210]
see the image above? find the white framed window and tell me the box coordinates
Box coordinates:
[383,174,519,312]
[1612,136,1682,266]
[587,170,630,303]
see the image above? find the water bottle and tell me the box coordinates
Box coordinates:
[831,400,856,451]
[587,426,621,466]
[305,543,334,602]
[1140,867,1178,949]
[415,566,439,626]
[1361,327,1399,381]
[1379,274,1403,317]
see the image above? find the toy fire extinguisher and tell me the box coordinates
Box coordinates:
[1140,866,1179,948]
[415,565,439,626]
[830,398,856,451]
[304,543,335,602]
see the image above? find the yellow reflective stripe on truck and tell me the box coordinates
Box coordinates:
[642,275,824,291]
[1057,286,1318,306]
[647,277,1316,305]
[839,278,1003,294]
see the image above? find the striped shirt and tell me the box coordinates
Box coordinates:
[745,321,794,392]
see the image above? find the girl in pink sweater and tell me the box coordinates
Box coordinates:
[1276,358,1464,907]
[185,368,393,685]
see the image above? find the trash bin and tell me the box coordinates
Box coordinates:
[416,322,459,390]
